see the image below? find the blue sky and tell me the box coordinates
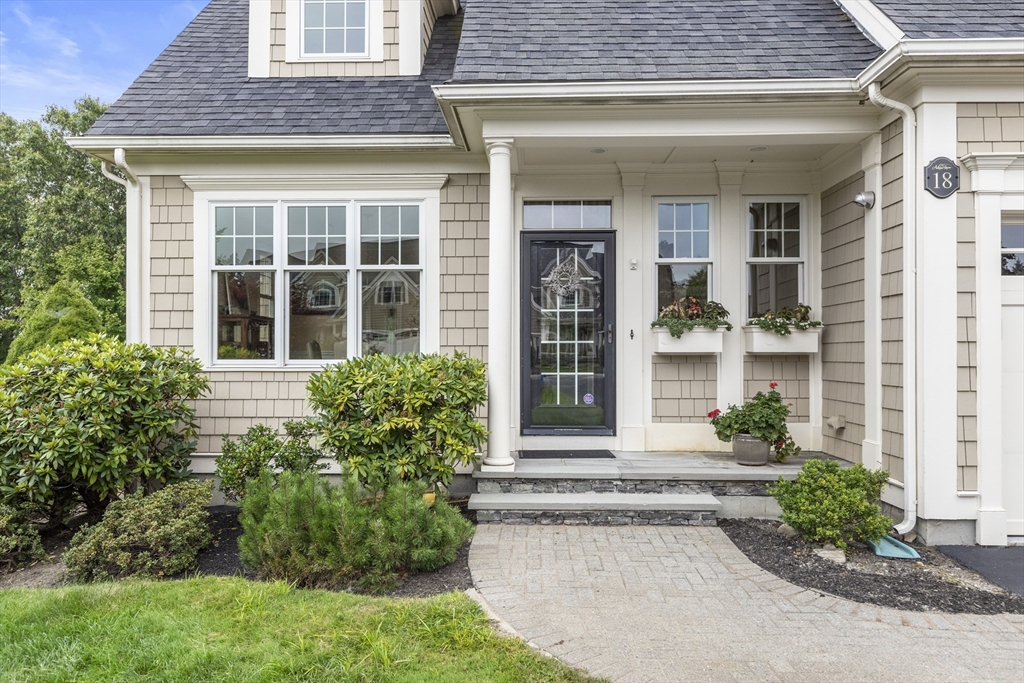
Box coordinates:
[0,0,209,121]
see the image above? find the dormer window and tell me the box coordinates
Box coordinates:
[302,0,366,56]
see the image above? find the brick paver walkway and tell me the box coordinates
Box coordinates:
[469,525,1024,683]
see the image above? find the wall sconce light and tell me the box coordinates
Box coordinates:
[853,191,875,209]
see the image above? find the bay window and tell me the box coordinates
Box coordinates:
[655,199,713,311]
[210,200,422,364]
[746,200,805,317]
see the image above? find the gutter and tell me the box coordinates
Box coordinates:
[66,134,458,155]
[865,82,917,537]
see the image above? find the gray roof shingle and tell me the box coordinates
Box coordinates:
[87,0,459,136]
[450,0,883,82]
[873,1,1024,39]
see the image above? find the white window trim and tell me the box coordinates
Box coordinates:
[191,182,442,370]
[743,196,808,319]
[652,196,716,317]
[285,0,384,63]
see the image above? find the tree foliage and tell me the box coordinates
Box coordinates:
[0,98,125,361]
[5,281,104,363]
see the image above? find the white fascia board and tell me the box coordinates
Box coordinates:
[65,134,457,153]
[180,174,449,192]
[432,78,861,104]
[856,38,1024,89]
[248,0,272,78]
[835,0,904,50]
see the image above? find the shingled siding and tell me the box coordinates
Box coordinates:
[150,176,195,349]
[422,0,448,58]
[880,119,904,479]
[269,0,400,77]
[954,103,1024,491]
[651,356,718,423]
[743,356,810,422]
[820,173,866,463]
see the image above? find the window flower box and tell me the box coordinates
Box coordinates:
[653,327,724,354]
[743,325,822,354]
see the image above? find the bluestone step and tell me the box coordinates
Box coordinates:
[468,492,721,512]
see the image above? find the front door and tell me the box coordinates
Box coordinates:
[521,232,615,435]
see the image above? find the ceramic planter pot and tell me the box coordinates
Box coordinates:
[732,434,770,466]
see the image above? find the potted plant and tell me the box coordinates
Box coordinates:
[651,297,732,354]
[744,304,823,354]
[708,382,801,465]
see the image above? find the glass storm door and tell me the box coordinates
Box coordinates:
[521,232,615,435]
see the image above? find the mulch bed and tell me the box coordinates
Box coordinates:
[719,518,1024,615]
[189,506,474,597]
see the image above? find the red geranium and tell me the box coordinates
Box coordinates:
[769,382,778,389]
[707,409,722,419]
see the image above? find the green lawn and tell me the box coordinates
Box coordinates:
[0,577,602,683]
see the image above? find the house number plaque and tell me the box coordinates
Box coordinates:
[924,157,959,198]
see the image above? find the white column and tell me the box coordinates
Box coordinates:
[965,155,1014,545]
[619,165,648,450]
[861,134,884,470]
[482,140,516,470]
[716,163,747,412]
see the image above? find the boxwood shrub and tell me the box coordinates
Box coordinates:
[769,459,892,549]
[307,352,487,490]
[0,504,46,572]
[63,480,213,582]
[0,335,209,524]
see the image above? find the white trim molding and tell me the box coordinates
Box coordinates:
[962,152,1024,546]
[181,174,449,192]
[190,176,446,370]
[398,0,422,75]
[247,0,272,78]
[835,0,904,51]
[66,135,457,154]
[284,0,384,63]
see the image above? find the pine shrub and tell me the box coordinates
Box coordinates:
[5,281,103,363]
[0,504,46,572]
[63,480,213,582]
[769,459,892,549]
[239,471,474,592]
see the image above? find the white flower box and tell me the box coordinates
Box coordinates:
[743,325,823,354]
[653,327,724,354]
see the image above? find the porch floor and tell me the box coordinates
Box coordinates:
[475,450,836,482]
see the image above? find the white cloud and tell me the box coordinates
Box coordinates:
[12,7,81,58]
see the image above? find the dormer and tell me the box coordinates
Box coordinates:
[247,0,458,78]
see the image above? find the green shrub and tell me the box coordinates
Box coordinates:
[769,459,892,549]
[307,352,487,490]
[0,504,47,572]
[215,422,326,503]
[5,281,104,363]
[239,471,473,592]
[708,382,800,461]
[63,480,213,582]
[0,335,209,524]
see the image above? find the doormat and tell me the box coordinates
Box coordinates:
[518,450,615,459]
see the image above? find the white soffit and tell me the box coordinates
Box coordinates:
[835,0,904,50]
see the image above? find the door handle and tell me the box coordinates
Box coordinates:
[607,323,613,345]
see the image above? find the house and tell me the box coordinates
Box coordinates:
[68,0,1024,545]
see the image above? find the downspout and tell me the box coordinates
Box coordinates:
[102,149,143,343]
[866,82,917,536]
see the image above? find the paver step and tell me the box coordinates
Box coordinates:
[468,492,721,526]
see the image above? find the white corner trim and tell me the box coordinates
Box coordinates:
[181,174,449,192]
[65,134,456,153]
[248,0,272,78]
[398,0,422,75]
[834,0,904,50]
[285,0,384,63]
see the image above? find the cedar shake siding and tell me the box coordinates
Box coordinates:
[880,118,904,479]
[148,173,490,453]
[819,172,867,463]
[743,356,810,422]
[954,102,1024,491]
[651,356,718,423]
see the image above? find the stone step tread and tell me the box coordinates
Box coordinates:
[468,492,721,512]
[472,469,796,482]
